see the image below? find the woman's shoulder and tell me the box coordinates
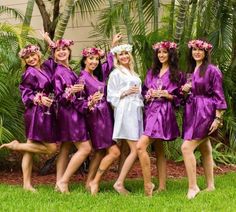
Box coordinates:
[207,64,222,77]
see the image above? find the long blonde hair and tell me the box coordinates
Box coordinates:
[113,51,137,75]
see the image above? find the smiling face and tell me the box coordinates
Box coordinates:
[54,46,71,63]
[116,51,130,66]
[157,48,169,65]
[84,54,100,72]
[24,52,41,67]
[192,47,205,63]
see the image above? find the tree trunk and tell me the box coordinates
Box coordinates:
[108,0,120,35]
[174,0,189,44]
[168,0,175,39]
[137,0,145,35]
[54,0,75,40]
[123,0,132,44]
[21,0,35,36]
[185,0,198,42]
[153,0,160,32]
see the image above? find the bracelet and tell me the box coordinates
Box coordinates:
[215,116,223,121]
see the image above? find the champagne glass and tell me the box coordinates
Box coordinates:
[77,77,85,100]
[129,81,138,98]
[44,93,54,115]
[156,78,163,90]
[97,85,104,105]
[186,73,192,85]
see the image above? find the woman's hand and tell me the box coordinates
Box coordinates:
[208,119,221,135]
[41,96,53,107]
[111,33,122,47]
[182,83,192,93]
[70,84,84,94]
[40,29,54,46]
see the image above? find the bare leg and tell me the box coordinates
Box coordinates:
[199,138,215,191]
[85,150,106,190]
[56,142,72,183]
[137,135,155,197]
[89,145,120,195]
[114,140,137,195]
[153,140,166,192]
[0,139,57,154]
[56,141,91,193]
[118,141,130,174]
[181,139,206,199]
[22,151,35,192]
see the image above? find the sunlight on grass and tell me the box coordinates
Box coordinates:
[0,173,236,211]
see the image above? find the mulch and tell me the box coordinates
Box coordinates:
[1,153,236,186]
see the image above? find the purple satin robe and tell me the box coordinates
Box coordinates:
[183,64,227,140]
[78,53,115,150]
[53,64,89,142]
[142,69,183,141]
[19,66,56,142]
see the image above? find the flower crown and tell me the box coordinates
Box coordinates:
[152,41,177,50]
[110,44,133,54]
[188,40,213,51]
[19,45,41,58]
[50,39,74,49]
[81,47,105,58]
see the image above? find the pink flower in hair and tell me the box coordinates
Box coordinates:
[81,47,105,58]
[152,41,177,50]
[188,39,213,51]
[50,39,74,49]
[19,45,40,58]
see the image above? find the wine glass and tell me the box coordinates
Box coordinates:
[44,93,54,115]
[156,78,163,90]
[129,81,138,98]
[77,77,85,100]
[186,73,192,85]
[97,86,104,105]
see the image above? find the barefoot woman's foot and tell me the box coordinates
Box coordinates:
[113,183,130,195]
[23,185,37,193]
[203,186,215,192]
[89,182,99,196]
[154,187,166,194]
[187,187,200,199]
[0,140,19,150]
[144,183,155,197]
[55,182,70,194]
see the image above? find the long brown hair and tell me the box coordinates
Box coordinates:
[152,48,180,83]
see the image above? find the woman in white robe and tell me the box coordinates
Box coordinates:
[107,44,143,194]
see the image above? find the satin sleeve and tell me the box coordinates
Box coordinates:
[102,52,114,81]
[211,67,227,110]
[19,70,37,107]
[107,71,125,107]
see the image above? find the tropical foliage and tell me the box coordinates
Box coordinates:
[0,0,235,163]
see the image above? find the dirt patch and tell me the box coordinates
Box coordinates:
[0,154,236,186]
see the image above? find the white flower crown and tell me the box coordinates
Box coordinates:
[110,44,133,54]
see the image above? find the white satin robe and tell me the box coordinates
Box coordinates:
[107,66,143,141]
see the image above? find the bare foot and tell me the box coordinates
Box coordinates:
[113,183,130,195]
[23,185,37,193]
[154,187,166,194]
[144,183,155,197]
[89,181,99,196]
[55,182,70,194]
[203,186,215,192]
[187,187,200,199]
[0,140,19,150]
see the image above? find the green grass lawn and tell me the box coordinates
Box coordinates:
[0,172,236,211]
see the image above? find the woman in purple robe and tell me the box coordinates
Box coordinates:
[51,39,92,193]
[137,41,183,196]
[78,34,122,195]
[181,40,227,199]
[0,45,57,192]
